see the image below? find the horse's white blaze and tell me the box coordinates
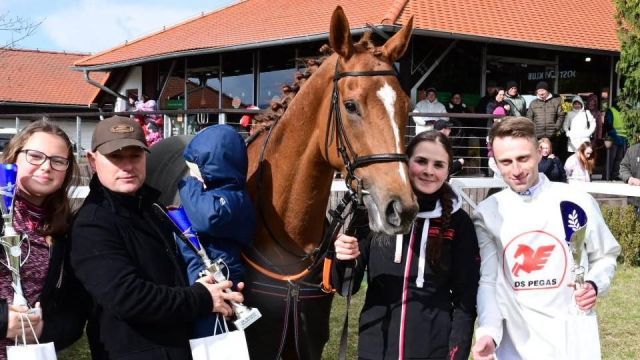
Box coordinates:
[377,82,408,185]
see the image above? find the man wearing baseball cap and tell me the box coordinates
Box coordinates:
[71,116,244,359]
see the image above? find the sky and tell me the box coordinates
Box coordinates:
[0,0,237,53]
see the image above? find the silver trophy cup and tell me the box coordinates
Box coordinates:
[163,205,261,330]
[198,254,262,331]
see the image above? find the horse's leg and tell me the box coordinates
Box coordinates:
[281,290,334,360]
[243,269,334,360]
[244,269,295,359]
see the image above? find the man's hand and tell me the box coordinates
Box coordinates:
[628,177,640,186]
[6,304,43,342]
[196,277,244,316]
[472,335,496,360]
[574,282,597,311]
[334,234,360,260]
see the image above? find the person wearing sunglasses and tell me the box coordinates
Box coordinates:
[0,120,90,359]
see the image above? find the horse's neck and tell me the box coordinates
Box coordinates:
[253,61,337,255]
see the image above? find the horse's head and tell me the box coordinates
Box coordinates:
[324,7,418,235]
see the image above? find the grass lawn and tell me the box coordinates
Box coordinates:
[59,266,640,360]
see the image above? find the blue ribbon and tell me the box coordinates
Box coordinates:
[167,207,202,251]
[0,164,17,215]
[560,200,587,244]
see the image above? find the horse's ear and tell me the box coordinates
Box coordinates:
[381,16,414,62]
[329,6,354,60]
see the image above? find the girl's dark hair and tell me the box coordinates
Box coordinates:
[406,130,455,268]
[2,120,79,237]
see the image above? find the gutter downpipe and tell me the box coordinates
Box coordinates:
[84,70,127,101]
[410,39,458,103]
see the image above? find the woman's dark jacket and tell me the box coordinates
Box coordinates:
[0,233,90,350]
[71,176,214,360]
[538,155,567,182]
[332,194,480,360]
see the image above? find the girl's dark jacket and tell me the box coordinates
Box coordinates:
[538,155,567,182]
[71,176,214,360]
[0,233,90,350]
[332,193,480,360]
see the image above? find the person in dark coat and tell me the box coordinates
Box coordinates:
[178,124,257,338]
[0,121,90,360]
[537,137,567,182]
[332,131,480,360]
[71,116,244,360]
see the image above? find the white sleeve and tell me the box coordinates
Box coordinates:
[563,113,572,133]
[413,102,426,126]
[584,195,621,295]
[472,207,504,345]
[586,111,597,137]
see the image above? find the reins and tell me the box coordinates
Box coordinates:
[243,57,408,285]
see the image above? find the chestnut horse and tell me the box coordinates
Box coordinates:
[241,7,416,359]
[146,6,417,360]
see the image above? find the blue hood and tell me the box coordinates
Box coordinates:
[183,125,247,188]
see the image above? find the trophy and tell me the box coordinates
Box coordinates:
[165,206,262,330]
[0,163,28,306]
[561,201,589,313]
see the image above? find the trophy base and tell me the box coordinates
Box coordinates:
[233,307,262,330]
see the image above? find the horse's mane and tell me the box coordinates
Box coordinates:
[249,32,378,136]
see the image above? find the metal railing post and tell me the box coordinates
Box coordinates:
[76,116,82,162]
[14,117,19,132]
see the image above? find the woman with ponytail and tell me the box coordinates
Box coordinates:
[332,130,480,360]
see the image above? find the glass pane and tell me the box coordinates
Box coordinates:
[222,50,254,108]
[259,46,296,108]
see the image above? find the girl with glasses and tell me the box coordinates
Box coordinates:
[0,120,89,359]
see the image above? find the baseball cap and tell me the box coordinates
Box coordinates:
[434,120,451,131]
[425,87,437,93]
[91,116,149,155]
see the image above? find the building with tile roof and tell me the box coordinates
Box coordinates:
[0,48,110,150]
[69,0,620,138]
[1,48,109,110]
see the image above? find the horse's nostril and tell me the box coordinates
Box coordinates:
[385,199,403,227]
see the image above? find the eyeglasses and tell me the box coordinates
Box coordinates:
[20,149,70,171]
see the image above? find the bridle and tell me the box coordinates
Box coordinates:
[327,59,409,199]
[244,57,409,282]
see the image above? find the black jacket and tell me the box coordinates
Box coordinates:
[0,233,90,351]
[538,156,567,182]
[333,195,480,360]
[71,176,214,360]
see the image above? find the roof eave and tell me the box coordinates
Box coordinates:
[72,24,619,72]
[72,27,378,72]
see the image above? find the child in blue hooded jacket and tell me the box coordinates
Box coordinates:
[177,124,256,337]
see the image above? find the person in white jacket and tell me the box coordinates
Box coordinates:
[472,117,620,360]
[563,96,596,153]
[413,87,447,134]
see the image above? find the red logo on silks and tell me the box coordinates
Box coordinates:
[502,230,568,291]
[511,244,555,276]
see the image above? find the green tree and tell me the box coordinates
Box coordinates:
[616,0,640,142]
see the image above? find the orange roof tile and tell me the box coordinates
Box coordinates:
[400,0,619,53]
[0,49,109,106]
[74,0,619,69]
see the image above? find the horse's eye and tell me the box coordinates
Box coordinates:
[344,101,360,115]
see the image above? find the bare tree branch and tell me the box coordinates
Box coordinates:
[0,11,43,50]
